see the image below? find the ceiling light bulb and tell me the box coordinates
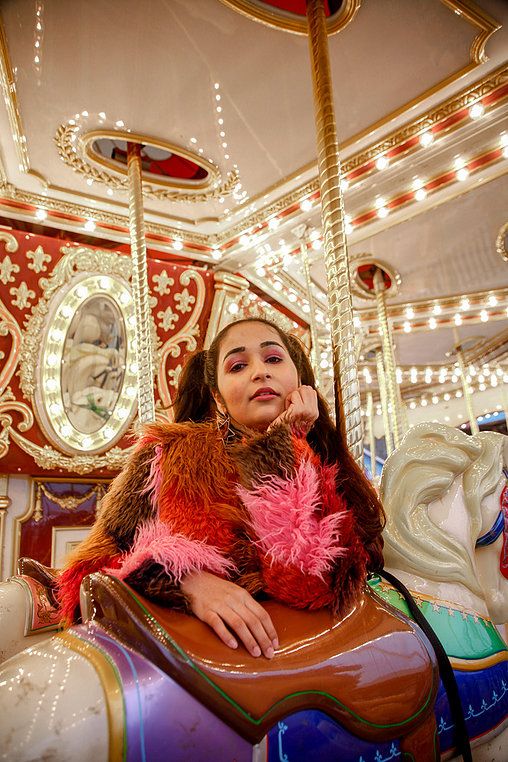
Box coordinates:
[375,155,389,171]
[415,188,427,201]
[433,304,442,315]
[429,317,437,329]
[419,132,434,147]
[35,207,47,220]
[377,206,389,219]
[454,313,462,326]
[340,178,349,191]
[239,234,250,247]
[480,309,489,322]
[469,103,484,119]
[84,218,96,231]
[173,239,183,251]
[405,306,414,319]
[268,217,279,230]
[460,298,470,310]
[456,167,469,182]
[300,198,312,212]
[403,321,412,333]
[488,295,498,306]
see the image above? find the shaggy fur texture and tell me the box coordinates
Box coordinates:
[123,560,192,612]
[111,519,235,582]
[238,458,351,579]
[230,424,296,485]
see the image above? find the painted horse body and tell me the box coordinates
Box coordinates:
[1,422,508,760]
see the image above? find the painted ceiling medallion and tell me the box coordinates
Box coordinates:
[54,124,239,203]
[350,255,401,301]
[218,0,359,35]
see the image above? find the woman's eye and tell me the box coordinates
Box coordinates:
[266,356,283,364]
[229,362,246,372]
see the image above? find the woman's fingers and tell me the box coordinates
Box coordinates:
[220,604,275,659]
[203,610,238,650]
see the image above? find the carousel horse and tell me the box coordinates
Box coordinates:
[0,422,507,760]
[374,422,508,759]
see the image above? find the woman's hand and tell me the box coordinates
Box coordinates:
[268,384,319,436]
[180,571,278,659]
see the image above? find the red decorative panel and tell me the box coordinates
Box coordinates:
[0,228,216,477]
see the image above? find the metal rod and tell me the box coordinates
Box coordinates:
[373,268,403,448]
[301,243,323,388]
[366,391,376,478]
[126,142,156,423]
[375,347,393,456]
[305,0,363,465]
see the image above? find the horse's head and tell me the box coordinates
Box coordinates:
[380,422,508,623]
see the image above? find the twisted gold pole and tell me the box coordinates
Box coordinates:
[366,391,376,478]
[306,0,363,465]
[301,244,323,388]
[127,142,155,423]
[373,269,403,448]
[375,347,393,456]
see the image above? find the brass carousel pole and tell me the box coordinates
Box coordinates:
[375,346,393,456]
[301,242,324,388]
[373,268,404,448]
[305,0,363,465]
[126,142,156,423]
[366,391,376,476]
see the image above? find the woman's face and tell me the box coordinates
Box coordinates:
[215,322,300,431]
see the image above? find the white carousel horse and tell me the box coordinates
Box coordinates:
[376,421,508,760]
[0,422,507,760]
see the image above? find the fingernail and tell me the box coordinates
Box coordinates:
[272,638,279,649]
[266,647,274,659]
[252,646,261,657]
[229,639,238,649]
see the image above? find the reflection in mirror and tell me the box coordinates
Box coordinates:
[61,296,126,434]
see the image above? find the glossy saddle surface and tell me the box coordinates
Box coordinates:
[82,573,439,745]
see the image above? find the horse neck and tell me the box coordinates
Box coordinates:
[384,566,491,619]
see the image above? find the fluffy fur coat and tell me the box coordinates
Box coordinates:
[57,421,368,623]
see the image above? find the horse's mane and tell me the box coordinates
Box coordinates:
[380,422,505,596]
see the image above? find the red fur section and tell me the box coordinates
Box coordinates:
[56,555,121,626]
[110,519,236,582]
[238,457,351,579]
[262,560,334,609]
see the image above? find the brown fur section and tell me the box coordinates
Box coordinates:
[123,560,191,612]
[142,421,237,507]
[100,442,158,550]
[229,424,296,487]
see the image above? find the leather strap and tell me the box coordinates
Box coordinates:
[378,569,472,762]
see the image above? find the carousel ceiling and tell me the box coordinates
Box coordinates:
[0,0,507,427]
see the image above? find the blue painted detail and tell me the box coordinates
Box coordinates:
[476,510,504,547]
[434,663,508,754]
[267,710,401,762]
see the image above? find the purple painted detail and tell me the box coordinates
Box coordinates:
[71,623,254,762]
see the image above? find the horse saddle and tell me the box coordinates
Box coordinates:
[81,572,439,750]
[13,558,60,635]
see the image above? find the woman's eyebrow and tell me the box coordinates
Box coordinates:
[222,340,283,363]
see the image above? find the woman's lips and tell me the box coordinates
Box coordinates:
[251,387,279,400]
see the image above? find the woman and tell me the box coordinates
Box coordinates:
[58,318,385,660]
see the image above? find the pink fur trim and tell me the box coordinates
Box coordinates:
[110,520,235,581]
[238,458,350,579]
[142,444,164,512]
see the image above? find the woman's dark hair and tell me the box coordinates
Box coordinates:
[172,317,385,570]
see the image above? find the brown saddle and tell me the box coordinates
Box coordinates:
[17,558,58,590]
[81,572,439,755]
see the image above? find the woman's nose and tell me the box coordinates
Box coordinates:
[251,361,270,380]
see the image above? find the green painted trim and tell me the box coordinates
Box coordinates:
[368,576,508,660]
[123,584,435,731]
